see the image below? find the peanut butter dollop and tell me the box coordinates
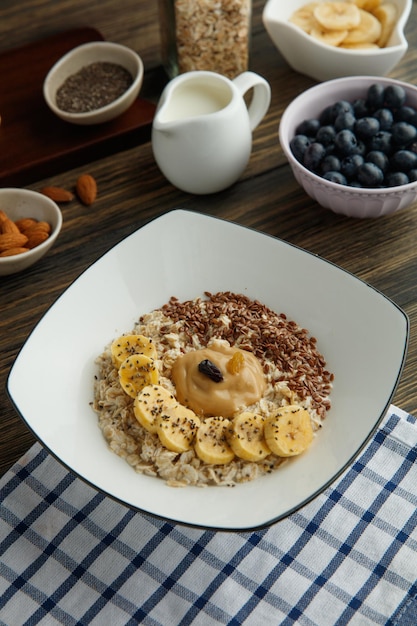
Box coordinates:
[172,342,266,417]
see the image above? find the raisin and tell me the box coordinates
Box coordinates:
[227,351,245,375]
[198,359,224,382]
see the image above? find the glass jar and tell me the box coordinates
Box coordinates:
[158,0,252,80]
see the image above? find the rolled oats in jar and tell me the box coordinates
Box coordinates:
[158,0,251,79]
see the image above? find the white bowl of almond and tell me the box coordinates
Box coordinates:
[0,188,63,276]
[263,0,411,82]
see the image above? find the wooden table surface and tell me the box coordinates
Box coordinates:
[1,1,417,477]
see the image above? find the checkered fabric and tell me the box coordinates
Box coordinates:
[1,405,417,626]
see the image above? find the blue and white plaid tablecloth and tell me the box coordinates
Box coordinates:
[1,405,417,626]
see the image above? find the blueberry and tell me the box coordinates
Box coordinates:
[340,154,364,180]
[353,98,369,118]
[296,118,320,137]
[391,121,417,146]
[384,84,407,110]
[321,154,341,174]
[408,141,417,154]
[331,100,354,120]
[390,149,417,172]
[319,105,334,126]
[355,140,366,157]
[395,106,417,126]
[335,112,356,132]
[323,171,347,185]
[366,150,389,173]
[366,84,385,111]
[335,129,358,156]
[324,142,336,156]
[386,171,409,186]
[367,131,392,154]
[316,125,337,146]
[354,116,380,139]
[357,162,384,187]
[373,108,393,130]
[303,142,326,172]
[408,169,417,182]
[290,135,311,162]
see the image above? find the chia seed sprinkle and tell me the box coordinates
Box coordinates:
[55,61,133,113]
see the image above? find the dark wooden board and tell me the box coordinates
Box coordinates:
[0,27,156,186]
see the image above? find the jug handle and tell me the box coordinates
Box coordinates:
[233,71,271,131]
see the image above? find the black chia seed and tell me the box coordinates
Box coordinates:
[55,62,134,113]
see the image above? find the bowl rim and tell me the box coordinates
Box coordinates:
[43,41,144,122]
[279,75,417,195]
[0,188,63,264]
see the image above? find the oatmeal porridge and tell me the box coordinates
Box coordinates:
[92,292,333,487]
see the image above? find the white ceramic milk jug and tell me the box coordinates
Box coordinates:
[151,70,271,194]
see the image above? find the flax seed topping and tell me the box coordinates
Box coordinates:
[160,292,332,418]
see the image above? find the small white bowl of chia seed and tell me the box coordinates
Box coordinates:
[43,41,144,125]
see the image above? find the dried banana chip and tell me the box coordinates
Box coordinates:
[289,2,320,33]
[343,8,382,43]
[289,0,398,50]
[314,2,361,30]
[374,2,397,47]
[310,25,349,46]
[339,42,380,48]
[345,0,381,11]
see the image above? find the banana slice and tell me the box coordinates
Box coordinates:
[289,3,320,33]
[311,25,348,46]
[264,405,314,457]
[339,42,379,48]
[134,384,178,433]
[194,417,235,465]
[314,2,361,30]
[111,334,157,368]
[346,0,381,10]
[373,2,397,48]
[227,412,271,462]
[118,354,158,398]
[157,405,200,453]
[342,8,381,44]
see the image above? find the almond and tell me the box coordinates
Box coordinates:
[14,218,38,233]
[1,218,20,235]
[0,210,8,224]
[0,232,28,252]
[0,247,30,257]
[40,186,74,202]
[25,221,52,235]
[76,174,97,205]
[26,230,50,249]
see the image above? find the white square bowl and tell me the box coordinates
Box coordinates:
[7,210,408,530]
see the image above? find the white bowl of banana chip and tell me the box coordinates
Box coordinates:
[263,0,411,82]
